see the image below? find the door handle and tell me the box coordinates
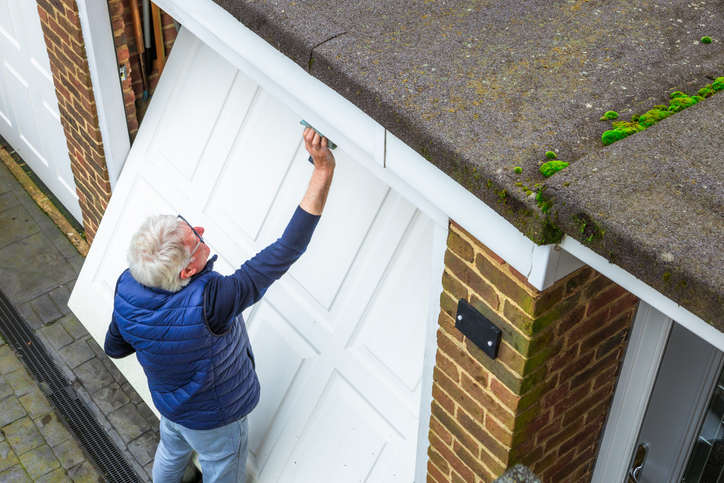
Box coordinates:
[628,443,649,483]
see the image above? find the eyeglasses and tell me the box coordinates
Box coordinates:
[177,215,204,257]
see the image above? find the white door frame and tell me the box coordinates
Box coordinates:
[75,0,130,188]
[591,301,674,483]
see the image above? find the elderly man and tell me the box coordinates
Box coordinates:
[104,127,335,483]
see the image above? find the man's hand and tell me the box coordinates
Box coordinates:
[300,127,336,215]
[303,127,336,172]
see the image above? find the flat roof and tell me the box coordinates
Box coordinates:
[213,0,724,326]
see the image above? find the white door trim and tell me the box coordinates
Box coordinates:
[414,221,449,482]
[591,301,673,483]
[76,0,130,188]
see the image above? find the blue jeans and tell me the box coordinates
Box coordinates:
[153,415,249,483]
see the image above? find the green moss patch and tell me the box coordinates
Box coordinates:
[702,36,713,44]
[540,160,570,178]
[599,111,619,121]
[601,80,724,146]
[545,151,557,159]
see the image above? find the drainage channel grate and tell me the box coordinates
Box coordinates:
[0,289,143,483]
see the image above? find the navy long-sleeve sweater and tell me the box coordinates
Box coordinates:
[105,206,320,358]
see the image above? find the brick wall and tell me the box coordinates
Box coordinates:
[428,221,638,483]
[36,0,113,243]
[108,0,178,140]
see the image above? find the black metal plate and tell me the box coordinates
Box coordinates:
[455,299,502,359]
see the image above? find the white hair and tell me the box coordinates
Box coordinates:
[127,214,193,292]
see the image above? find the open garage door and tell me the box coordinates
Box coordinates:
[69,29,436,482]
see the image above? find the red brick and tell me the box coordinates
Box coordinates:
[432,402,480,455]
[477,240,506,265]
[580,311,633,354]
[586,284,629,317]
[446,251,500,311]
[437,351,461,383]
[458,410,509,463]
[428,442,451,476]
[439,312,464,342]
[433,382,457,416]
[551,343,579,373]
[544,417,583,453]
[427,460,447,483]
[438,330,487,385]
[490,377,519,412]
[565,309,609,347]
[430,433,475,482]
[431,414,453,445]
[548,444,595,483]
[592,364,618,391]
[447,229,475,263]
[558,350,594,385]
[552,382,592,418]
[609,293,639,319]
[570,349,622,389]
[535,416,563,445]
[485,414,513,447]
[561,386,610,427]
[443,270,469,302]
[459,373,515,430]
[434,367,484,420]
[541,447,576,482]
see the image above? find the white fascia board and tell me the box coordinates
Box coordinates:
[560,235,724,350]
[76,0,130,188]
[386,132,539,281]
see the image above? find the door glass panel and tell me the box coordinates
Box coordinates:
[682,368,724,483]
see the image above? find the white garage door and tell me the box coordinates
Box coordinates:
[70,29,434,482]
[0,0,81,221]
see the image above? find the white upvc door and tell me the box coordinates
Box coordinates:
[69,29,439,482]
[0,0,82,221]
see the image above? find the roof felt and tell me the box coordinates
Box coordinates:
[212,0,724,325]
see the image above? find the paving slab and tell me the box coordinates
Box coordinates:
[92,383,129,416]
[34,413,73,448]
[39,324,74,351]
[127,432,159,467]
[0,441,20,472]
[18,302,45,331]
[108,404,151,443]
[51,440,86,470]
[65,461,101,483]
[19,391,54,419]
[0,204,41,250]
[29,295,63,326]
[6,369,38,398]
[0,191,20,213]
[57,314,87,341]
[0,464,31,482]
[0,232,76,306]
[36,467,73,483]
[0,397,28,427]
[57,340,95,369]
[4,416,45,455]
[0,346,27,374]
[19,444,61,479]
[47,287,72,317]
[73,359,114,395]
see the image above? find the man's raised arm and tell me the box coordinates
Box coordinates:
[299,126,336,216]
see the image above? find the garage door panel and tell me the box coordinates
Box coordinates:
[279,371,402,483]
[208,90,302,242]
[147,41,239,182]
[0,1,19,49]
[4,62,49,167]
[284,150,390,311]
[351,212,435,398]
[247,300,320,462]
